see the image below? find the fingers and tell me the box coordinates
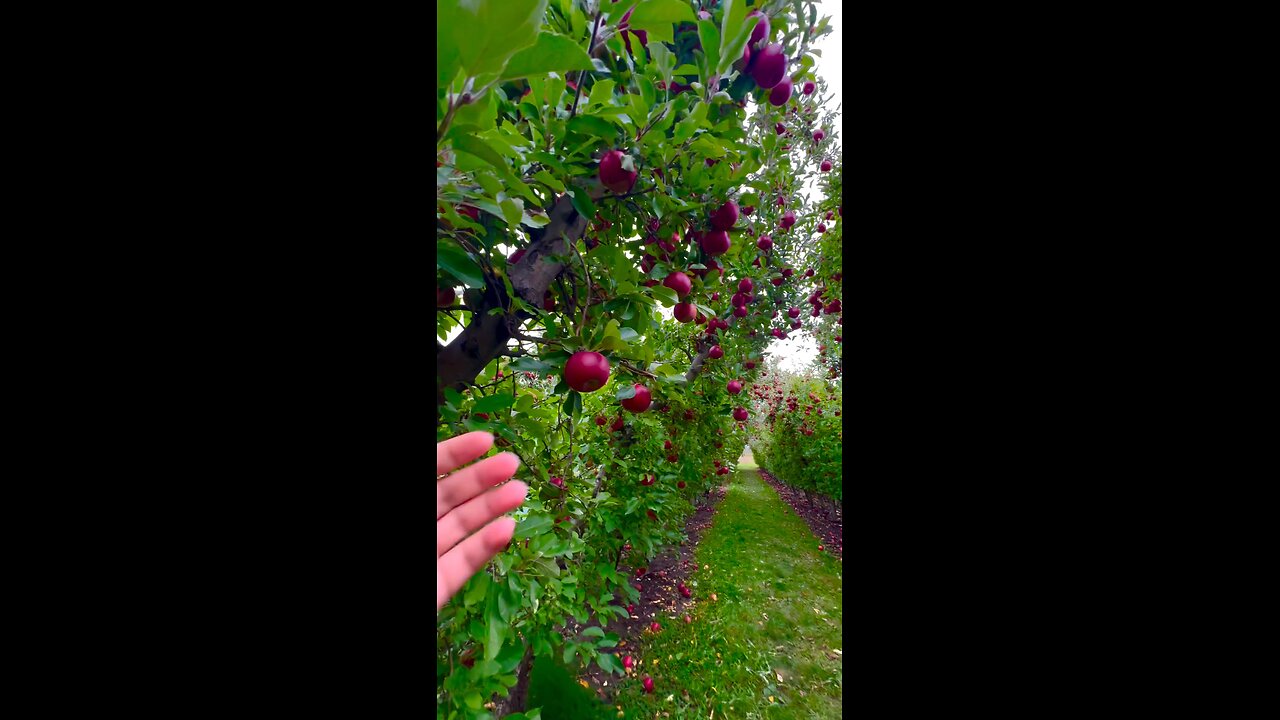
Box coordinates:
[437,480,528,558]
[437,432,494,477]
[437,516,516,612]
[437,452,520,520]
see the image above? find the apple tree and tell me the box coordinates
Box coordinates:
[437,1,842,717]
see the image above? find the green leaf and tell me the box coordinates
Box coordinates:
[464,571,491,607]
[567,188,596,221]
[567,114,617,139]
[673,63,700,77]
[464,692,483,710]
[587,79,616,107]
[562,390,582,418]
[473,392,516,414]
[485,588,505,661]
[452,133,507,171]
[450,0,550,84]
[698,20,721,81]
[501,198,525,227]
[648,43,675,85]
[502,31,596,80]
[628,0,696,26]
[596,652,624,674]
[718,0,756,77]
[533,170,565,193]
[582,626,605,638]
[616,384,637,401]
[563,643,577,665]
[515,513,553,539]
[437,240,486,289]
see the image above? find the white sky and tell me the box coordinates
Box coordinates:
[441,5,842,374]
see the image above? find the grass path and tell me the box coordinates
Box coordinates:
[603,465,844,718]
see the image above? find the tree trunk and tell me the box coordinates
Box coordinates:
[436,184,605,424]
[492,645,535,717]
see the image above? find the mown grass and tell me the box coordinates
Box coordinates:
[602,468,844,719]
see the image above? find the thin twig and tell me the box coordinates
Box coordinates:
[618,361,658,379]
[569,12,604,118]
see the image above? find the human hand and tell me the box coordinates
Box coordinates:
[437,432,527,612]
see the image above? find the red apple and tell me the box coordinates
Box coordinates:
[821,160,832,172]
[768,76,793,106]
[780,210,796,229]
[643,676,654,693]
[738,278,754,293]
[550,476,565,488]
[710,200,739,231]
[564,351,611,392]
[437,286,455,307]
[750,43,787,88]
[757,235,773,251]
[599,149,638,194]
[817,223,827,233]
[733,407,749,421]
[674,302,696,323]
[709,345,724,359]
[663,271,692,298]
[813,130,825,142]
[748,10,769,45]
[727,380,743,394]
[700,229,731,256]
[803,80,815,95]
[622,384,652,412]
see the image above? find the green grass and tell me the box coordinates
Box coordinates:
[604,468,844,719]
[737,446,759,471]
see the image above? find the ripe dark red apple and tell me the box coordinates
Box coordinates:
[727,380,743,394]
[775,122,786,135]
[788,307,800,318]
[673,302,696,323]
[821,160,832,172]
[667,453,678,463]
[768,76,793,106]
[745,360,756,369]
[780,210,796,229]
[750,43,787,88]
[742,205,754,216]
[564,351,611,392]
[509,248,526,264]
[738,278,753,293]
[595,415,607,426]
[663,271,692,298]
[771,276,784,286]
[733,305,747,318]
[748,10,769,44]
[709,345,724,359]
[599,149,638,194]
[710,200,739,231]
[622,384,652,412]
[611,415,625,432]
[677,480,686,489]
[437,286,455,307]
[700,229,731,256]
[757,235,773,251]
[805,268,815,277]
[813,129,825,142]
[733,407,748,421]
[624,654,634,668]
[643,675,654,693]
[817,223,827,233]
[664,440,673,450]
[803,80,815,95]
[550,476,565,488]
